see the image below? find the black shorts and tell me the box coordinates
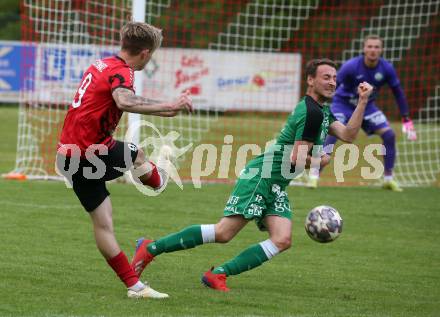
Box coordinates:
[57,141,138,212]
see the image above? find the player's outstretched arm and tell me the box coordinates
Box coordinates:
[329,81,373,143]
[112,88,193,115]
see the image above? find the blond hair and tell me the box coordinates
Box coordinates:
[363,35,383,45]
[120,22,163,55]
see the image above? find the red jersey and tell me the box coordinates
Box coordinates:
[59,56,134,153]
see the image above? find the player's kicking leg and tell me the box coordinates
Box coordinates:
[131,147,169,192]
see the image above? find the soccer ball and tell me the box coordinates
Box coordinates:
[305,205,343,243]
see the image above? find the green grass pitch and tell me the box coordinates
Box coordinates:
[1,106,439,317]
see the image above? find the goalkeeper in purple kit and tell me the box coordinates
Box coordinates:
[308,35,417,191]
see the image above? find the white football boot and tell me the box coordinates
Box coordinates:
[127,283,169,299]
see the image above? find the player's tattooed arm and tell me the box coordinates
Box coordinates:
[113,88,164,110]
[112,87,193,115]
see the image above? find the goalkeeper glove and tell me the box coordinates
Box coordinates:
[402,116,417,141]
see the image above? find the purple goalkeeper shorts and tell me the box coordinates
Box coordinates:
[330,101,390,135]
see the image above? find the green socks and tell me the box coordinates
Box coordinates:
[147,226,280,278]
[147,225,204,256]
[212,243,270,276]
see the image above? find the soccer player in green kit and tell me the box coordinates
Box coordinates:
[131,58,373,292]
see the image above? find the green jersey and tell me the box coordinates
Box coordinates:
[224,95,337,230]
[244,95,336,186]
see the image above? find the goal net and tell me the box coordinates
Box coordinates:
[10,0,439,186]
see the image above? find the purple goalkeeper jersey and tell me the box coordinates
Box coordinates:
[333,56,409,116]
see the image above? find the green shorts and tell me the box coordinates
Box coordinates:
[223,175,292,231]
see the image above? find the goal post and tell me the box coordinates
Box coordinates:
[7,0,439,187]
[128,0,144,147]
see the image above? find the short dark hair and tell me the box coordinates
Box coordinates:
[305,58,337,79]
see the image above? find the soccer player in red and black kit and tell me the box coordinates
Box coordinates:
[56,22,192,299]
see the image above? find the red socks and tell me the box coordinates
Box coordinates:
[142,162,161,188]
[107,251,139,288]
